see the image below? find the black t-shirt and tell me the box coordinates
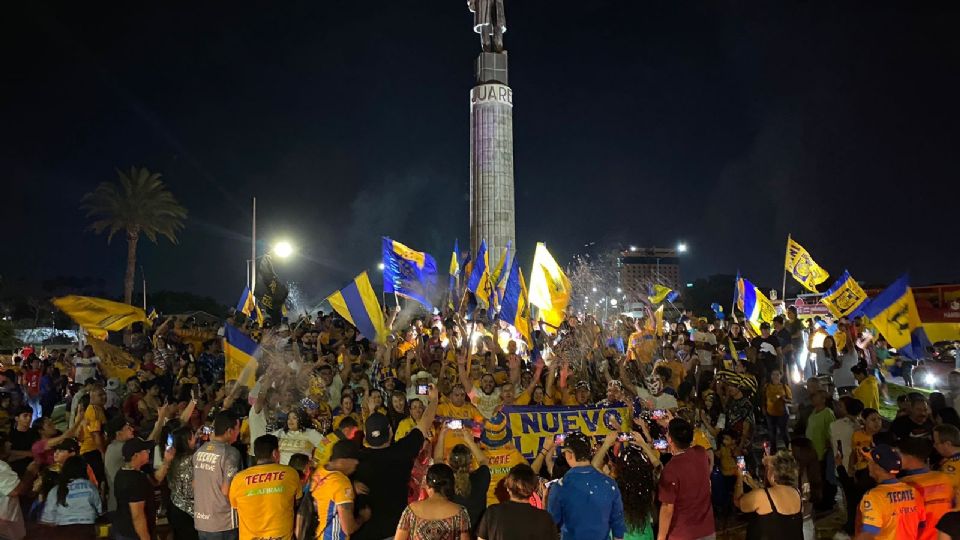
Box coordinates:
[890,415,934,442]
[353,428,425,540]
[452,465,491,530]
[113,468,155,538]
[938,511,960,539]
[477,500,558,540]
[8,428,39,475]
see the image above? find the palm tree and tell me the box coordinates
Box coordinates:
[81,167,187,305]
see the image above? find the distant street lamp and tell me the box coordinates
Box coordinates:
[273,241,294,259]
[377,262,386,271]
[677,242,688,253]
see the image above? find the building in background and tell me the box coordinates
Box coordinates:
[618,246,682,299]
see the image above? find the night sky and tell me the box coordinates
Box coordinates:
[5,1,960,308]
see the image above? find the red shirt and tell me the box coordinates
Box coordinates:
[22,370,41,397]
[123,393,143,423]
[658,445,716,540]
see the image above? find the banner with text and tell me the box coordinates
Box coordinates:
[502,404,630,461]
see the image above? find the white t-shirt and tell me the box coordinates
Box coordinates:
[247,407,267,457]
[830,416,857,468]
[73,356,101,385]
[469,387,502,419]
[271,428,323,465]
[692,331,717,366]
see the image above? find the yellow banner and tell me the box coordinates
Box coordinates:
[53,295,150,336]
[502,404,630,460]
[87,337,139,382]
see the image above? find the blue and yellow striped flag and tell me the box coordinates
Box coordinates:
[820,270,867,318]
[467,239,496,310]
[223,324,258,387]
[235,287,264,326]
[449,239,461,308]
[327,272,387,344]
[861,274,929,360]
[499,256,531,346]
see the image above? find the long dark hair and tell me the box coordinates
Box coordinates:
[56,456,88,507]
[425,463,456,499]
[612,445,656,531]
[170,425,195,469]
[448,444,472,497]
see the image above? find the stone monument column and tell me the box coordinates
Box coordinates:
[468,0,515,260]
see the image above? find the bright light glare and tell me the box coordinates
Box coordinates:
[610,299,618,307]
[791,365,802,384]
[616,287,622,293]
[377,262,386,271]
[630,246,637,252]
[677,242,688,253]
[592,287,598,293]
[273,241,294,258]
[924,373,937,387]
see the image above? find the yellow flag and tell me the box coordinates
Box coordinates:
[654,305,664,337]
[820,270,868,318]
[528,243,571,332]
[87,337,139,382]
[53,295,150,336]
[785,236,829,293]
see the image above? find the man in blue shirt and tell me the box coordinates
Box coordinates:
[547,432,626,540]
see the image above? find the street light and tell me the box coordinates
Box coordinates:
[677,242,688,253]
[273,241,294,258]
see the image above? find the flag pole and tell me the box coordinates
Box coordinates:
[781,234,790,309]
[251,197,257,294]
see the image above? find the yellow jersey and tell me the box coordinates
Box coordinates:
[310,468,355,540]
[394,417,417,441]
[229,463,302,540]
[313,433,346,468]
[484,446,527,506]
[938,452,960,492]
[900,468,954,540]
[79,405,106,454]
[859,479,925,540]
[853,377,880,411]
[437,401,481,421]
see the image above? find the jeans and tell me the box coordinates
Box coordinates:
[766,414,789,451]
[198,530,239,540]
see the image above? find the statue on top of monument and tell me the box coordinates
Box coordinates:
[468,0,506,53]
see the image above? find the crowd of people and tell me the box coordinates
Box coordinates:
[2,302,960,540]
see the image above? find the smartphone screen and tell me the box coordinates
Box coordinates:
[166,434,174,448]
[617,432,632,442]
[447,419,463,430]
[417,385,429,395]
[555,434,566,445]
[736,456,746,472]
[653,438,668,451]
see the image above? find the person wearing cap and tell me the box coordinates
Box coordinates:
[113,437,162,540]
[657,418,715,540]
[351,384,438,540]
[897,437,954,540]
[229,434,301,540]
[852,365,881,411]
[556,379,593,407]
[104,415,137,513]
[858,444,925,540]
[547,431,626,540]
[308,439,369,539]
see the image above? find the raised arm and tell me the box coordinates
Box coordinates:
[416,384,440,435]
[592,432,618,471]
[459,430,489,467]
[458,351,474,393]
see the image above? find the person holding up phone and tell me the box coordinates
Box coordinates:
[434,426,491,531]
